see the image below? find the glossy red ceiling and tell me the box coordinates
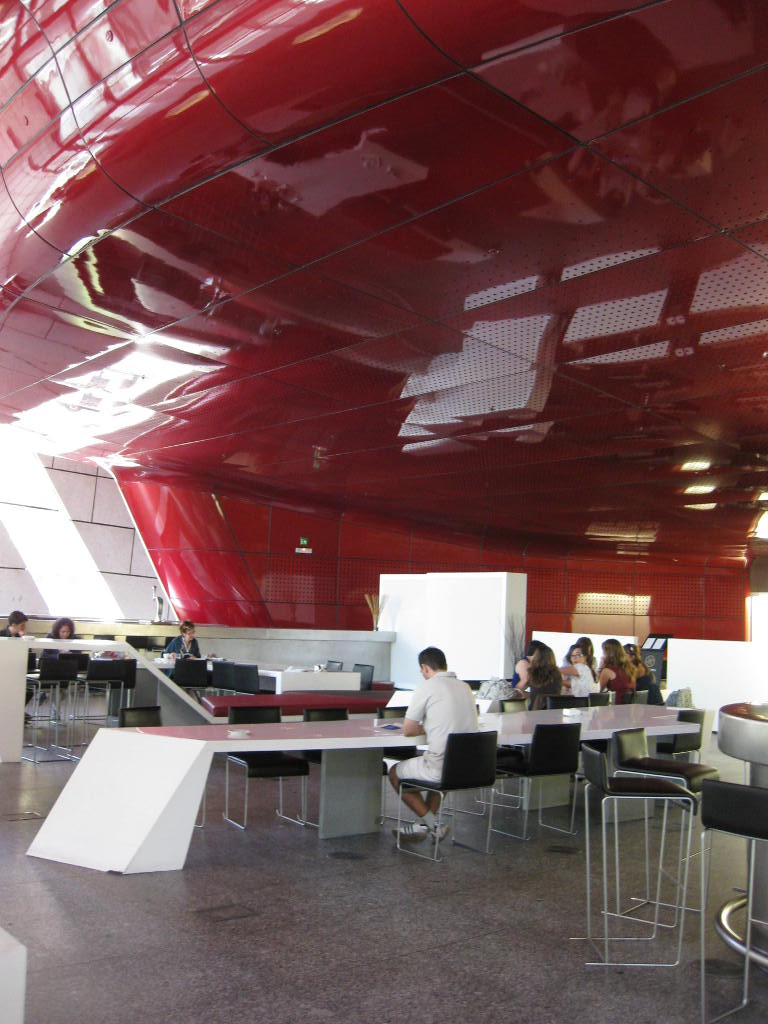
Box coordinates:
[2,0,768,559]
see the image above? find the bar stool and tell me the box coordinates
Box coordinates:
[700,779,768,1023]
[579,743,697,967]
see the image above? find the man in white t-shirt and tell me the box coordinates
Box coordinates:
[389,646,478,845]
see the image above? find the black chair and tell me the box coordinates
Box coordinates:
[656,709,706,762]
[619,691,636,705]
[210,660,235,692]
[301,707,349,763]
[118,705,162,728]
[223,706,310,830]
[589,692,611,706]
[547,695,589,709]
[85,658,137,723]
[494,722,582,839]
[24,655,81,762]
[325,660,343,671]
[232,663,260,694]
[172,658,208,694]
[353,663,374,689]
[124,635,150,651]
[580,743,697,967]
[613,728,719,794]
[395,730,498,862]
[700,780,768,1022]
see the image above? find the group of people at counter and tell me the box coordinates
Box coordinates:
[511,636,663,709]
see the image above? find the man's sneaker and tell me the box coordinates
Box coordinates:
[393,821,430,844]
[430,822,450,844]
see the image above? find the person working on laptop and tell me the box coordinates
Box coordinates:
[389,646,477,845]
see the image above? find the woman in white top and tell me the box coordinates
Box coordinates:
[560,642,599,697]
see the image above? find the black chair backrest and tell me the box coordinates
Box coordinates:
[528,723,582,776]
[232,664,260,694]
[38,655,79,681]
[546,695,588,710]
[86,658,137,686]
[588,692,610,706]
[701,780,768,841]
[125,635,149,650]
[211,661,235,689]
[228,705,281,725]
[619,691,635,705]
[666,708,706,754]
[119,705,162,728]
[581,743,609,794]
[325,660,343,672]
[379,705,407,719]
[173,658,208,688]
[353,663,374,689]
[613,727,648,764]
[75,652,90,672]
[27,649,37,672]
[440,731,498,790]
[303,707,349,723]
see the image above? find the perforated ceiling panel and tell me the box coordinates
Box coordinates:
[0,0,767,560]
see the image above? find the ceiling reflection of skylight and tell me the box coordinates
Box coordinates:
[681,460,711,471]
[685,484,715,494]
[685,503,717,510]
[700,317,768,346]
[586,522,658,544]
[13,348,215,452]
[401,316,550,398]
[464,275,539,311]
[691,255,765,313]
[564,290,668,343]
[398,316,551,440]
[569,340,669,366]
[561,248,659,282]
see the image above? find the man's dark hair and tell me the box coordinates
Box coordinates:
[8,610,27,626]
[418,646,447,672]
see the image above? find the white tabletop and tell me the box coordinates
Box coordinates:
[481,704,698,744]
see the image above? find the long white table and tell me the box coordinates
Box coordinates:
[26,705,696,874]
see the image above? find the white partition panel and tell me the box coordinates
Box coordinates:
[666,638,767,714]
[380,572,526,688]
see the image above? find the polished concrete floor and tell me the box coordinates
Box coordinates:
[1,728,766,1024]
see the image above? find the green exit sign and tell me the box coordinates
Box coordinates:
[299,536,309,547]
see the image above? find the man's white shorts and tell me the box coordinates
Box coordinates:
[394,754,442,784]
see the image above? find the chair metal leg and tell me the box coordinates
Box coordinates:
[275,775,309,827]
[222,758,248,830]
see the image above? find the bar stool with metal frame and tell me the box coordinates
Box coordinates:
[578,743,698,968]
[24,656,81,763]
[700,779,768,1023]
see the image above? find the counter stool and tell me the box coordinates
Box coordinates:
[579,743,697,967]
[24,656,81,763]
[700,779,768,1023]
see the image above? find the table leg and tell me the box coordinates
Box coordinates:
[318,748,383,839]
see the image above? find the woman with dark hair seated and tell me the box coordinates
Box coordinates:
[164,621,201,660]
[42,616,79,658]
[514,643,562,710]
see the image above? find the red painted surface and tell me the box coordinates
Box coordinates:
[0,0,763,636]
[201,692,393,718]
